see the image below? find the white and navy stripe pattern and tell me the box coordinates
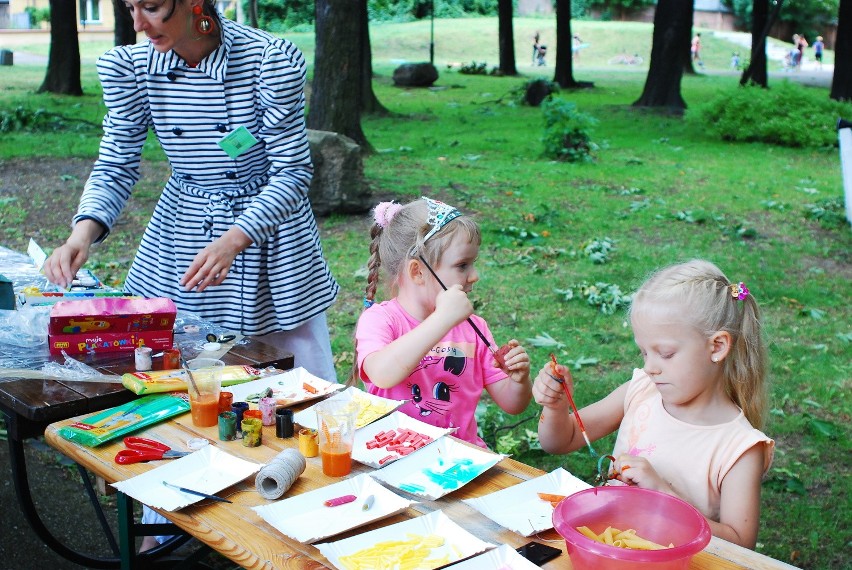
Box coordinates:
[74,18,338,335]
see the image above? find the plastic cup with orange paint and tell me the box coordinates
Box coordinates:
[186,358,224,427]
[316,400,356,477]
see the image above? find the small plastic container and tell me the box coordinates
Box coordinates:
[552,486,711,570]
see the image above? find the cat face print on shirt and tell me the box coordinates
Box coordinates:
[406,346,467,421]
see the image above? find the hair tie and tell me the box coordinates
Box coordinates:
[363,297,375,308]
[374,202,402,228]
[730,282,749,301]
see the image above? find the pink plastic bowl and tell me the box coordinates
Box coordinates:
[552,486,711,570]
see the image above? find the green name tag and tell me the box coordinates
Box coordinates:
[217,125,259,159]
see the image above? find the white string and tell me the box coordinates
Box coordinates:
[254,448,306,500]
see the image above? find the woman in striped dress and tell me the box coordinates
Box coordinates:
[43,0,339,382]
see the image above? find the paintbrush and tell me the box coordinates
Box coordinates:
[162,481,232,503]
[418,255,506,368]
[179,356,201,395]
[549,353,596,457]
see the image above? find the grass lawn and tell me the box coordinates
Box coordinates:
[1,17,850,570]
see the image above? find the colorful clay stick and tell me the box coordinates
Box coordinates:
[324,494,357,507]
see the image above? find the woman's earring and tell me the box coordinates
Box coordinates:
[711,356,719,363]
[192,4,215,35]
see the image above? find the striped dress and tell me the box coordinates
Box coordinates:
[74,19,339,336]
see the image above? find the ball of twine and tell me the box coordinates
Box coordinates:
[254,448,307,500]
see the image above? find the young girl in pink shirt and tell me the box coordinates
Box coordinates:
[533,260,773,548]
[352,197,532,448]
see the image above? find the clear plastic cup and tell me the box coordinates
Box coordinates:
[315,400,357,477]
[186,358,224,427]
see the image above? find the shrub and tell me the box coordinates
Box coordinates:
[541,97,599,162]
[690,81,848,148]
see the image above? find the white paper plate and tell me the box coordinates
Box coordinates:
[450,543,543,569]
[293,386,405,430]
[111,445,261,511]
[462,467,592,536]
[316,509,495,570]
[252,473,414,543]
[352,411,453,469]
[226,367,343,407]
[370,437,504,500]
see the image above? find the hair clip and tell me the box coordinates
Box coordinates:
[373,202,401,229]
[730,282,749,301]
[363,297,375,308]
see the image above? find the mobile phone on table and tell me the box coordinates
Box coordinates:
[516,541,562,566]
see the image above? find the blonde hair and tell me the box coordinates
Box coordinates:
[629,259,768,429]
[364,198,481,305]
[347,198,481,386]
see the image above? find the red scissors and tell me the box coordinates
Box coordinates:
[114,437,191,465]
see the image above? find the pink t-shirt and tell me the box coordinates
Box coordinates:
[611,369,774,522]
[355,298,506,447]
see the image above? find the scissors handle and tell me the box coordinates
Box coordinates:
[114,449,165,464]
[124,436,170,452]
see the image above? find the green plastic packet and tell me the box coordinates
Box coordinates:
[56,393,190,447]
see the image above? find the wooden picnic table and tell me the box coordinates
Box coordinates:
[0,334,293,568]
[44,404,799,570]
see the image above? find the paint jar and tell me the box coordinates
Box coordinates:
[162,348,181,370]
[243,409,262,422]
[231,401,249,425]
[218,411,236,441]
[241,418,262,447]
[275,408,294,438]
[218,391,234,414]
[259,397,277,426]
[134,347,153,371]
[298,428,318,457]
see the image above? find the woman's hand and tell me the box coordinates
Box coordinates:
[532,361,572,410]
[43,219,103,288]
[181,227,251,292]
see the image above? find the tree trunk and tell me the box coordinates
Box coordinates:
[740,0,783,87]
[746,0,769,87]
[308,0,370,150]
[553,0,591,88]
[633,0,692,110]
[831,0,852,101]
[248,0,258,29]
[38,0,82,95]
[113,1,137,46]
[497,0,517,76]
[359,0,389,116]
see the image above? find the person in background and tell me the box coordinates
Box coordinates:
[351,197,532,448]
[533,260,773,549]
[796,34,808,68]
[813,35,824,69]
[43,0,339,383]
[691,32,704,68]
[533,32,547,66]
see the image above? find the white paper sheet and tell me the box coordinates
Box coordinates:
[450,543,543,569]
[316,510,495,570]
[111,446,261,511]
[226,367,343,407]
[352,411,453,468]
[370,437,504,500]
[293,386,404,430]
[462,467,592,536]
[252,473,415,543]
